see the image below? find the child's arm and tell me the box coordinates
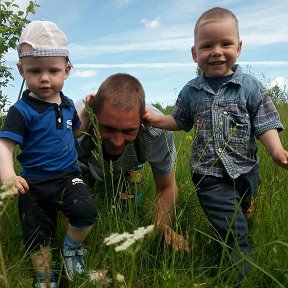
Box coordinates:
[0,138,29,195]
[258,129,288,168]
[143,109,180,131]
[73,94,96,138]
[74,93,96,138]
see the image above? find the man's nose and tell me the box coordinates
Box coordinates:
[111,132,125,147]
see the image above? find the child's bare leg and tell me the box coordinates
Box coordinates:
[66,224,92,243]
[30,245,56,284]
[62,224,93,281]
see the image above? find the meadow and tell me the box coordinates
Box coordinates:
[0,102,288,288]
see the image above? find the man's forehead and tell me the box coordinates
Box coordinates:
[102,99,140,114]
[97,101,141,128]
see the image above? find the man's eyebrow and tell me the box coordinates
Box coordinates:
[100,123,138,132]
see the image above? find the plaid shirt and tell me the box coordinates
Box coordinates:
[172,64,283,179]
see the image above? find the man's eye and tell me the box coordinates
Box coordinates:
[124,131,134,135]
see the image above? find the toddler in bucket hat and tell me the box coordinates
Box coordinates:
[0,19,97,287]
[17,20,69,59]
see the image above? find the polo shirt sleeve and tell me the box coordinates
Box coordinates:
[72,107,81,129]
[0,106,26,144]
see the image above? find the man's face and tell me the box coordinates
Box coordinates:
[96,100,141,156]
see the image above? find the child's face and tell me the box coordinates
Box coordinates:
[192,17,242,77]
[17,56,70,102]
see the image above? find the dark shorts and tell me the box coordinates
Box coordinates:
[18,171,97,252]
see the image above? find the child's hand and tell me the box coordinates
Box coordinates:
[142,109,158,127]
[271,148,288,169]
[85,93,96,105]
[13,176,29,196]
[162,224,190,253]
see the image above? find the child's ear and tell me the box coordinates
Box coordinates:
[191,46,197,63]
[237,40,242,57]
[64,64,72,79]
[17,62,24,77]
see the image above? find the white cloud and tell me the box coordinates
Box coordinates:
[74,63,194,69]
[71,69,97,78]
[269,76,287,90]
[140,17,160,29]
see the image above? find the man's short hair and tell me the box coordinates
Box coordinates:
[92,73,145,118]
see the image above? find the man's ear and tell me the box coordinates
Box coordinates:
[191,46,197,63]
[17,62,24,77]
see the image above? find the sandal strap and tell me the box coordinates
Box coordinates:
[63,247,87,257]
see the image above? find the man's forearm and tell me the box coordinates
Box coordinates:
[156,186,178,227]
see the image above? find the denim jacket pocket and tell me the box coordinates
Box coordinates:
[223,112,250,143]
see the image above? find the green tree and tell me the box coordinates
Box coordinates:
[0,0,38,113]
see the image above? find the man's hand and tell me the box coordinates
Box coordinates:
[162,224,190,253]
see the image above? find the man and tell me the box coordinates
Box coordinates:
[77,73,188,251]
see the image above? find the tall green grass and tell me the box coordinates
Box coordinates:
[1,103,288,287]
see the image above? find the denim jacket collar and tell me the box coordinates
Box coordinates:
[190,64,243,92]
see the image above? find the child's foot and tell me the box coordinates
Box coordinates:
[61,246,87,281]
[34,281,58,288]
[34,272,58,288]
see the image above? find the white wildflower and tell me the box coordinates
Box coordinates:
[89,269,112,285]
[116,273,125,283]
[104,225,155,252]
[104,232,131,246]
[115,237,136,252]
[0,190,16,200]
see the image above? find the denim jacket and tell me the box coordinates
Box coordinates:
[172,64,283,179]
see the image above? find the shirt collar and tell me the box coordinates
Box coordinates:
[189,64,243,90]
[21,89,72,112]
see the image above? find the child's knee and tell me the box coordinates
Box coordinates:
[69,197,97,226]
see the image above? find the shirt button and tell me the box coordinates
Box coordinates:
[223,111,227,115]
[218,148,222,153]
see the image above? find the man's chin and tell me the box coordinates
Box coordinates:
[105,148,124,156]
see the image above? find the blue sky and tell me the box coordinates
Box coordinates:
[3,0,288,107]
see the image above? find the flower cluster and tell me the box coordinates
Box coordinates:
[0,181,16,207]
[104,225,155,252]
[89,269,112,285]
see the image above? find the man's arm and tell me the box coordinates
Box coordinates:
[154,170,189,252]
[154,169,178,226]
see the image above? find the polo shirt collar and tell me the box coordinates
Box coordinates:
[21,89,72,112]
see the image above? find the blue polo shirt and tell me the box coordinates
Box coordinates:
[0,90,81,178]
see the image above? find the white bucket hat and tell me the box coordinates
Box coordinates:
[17,20,69,59]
